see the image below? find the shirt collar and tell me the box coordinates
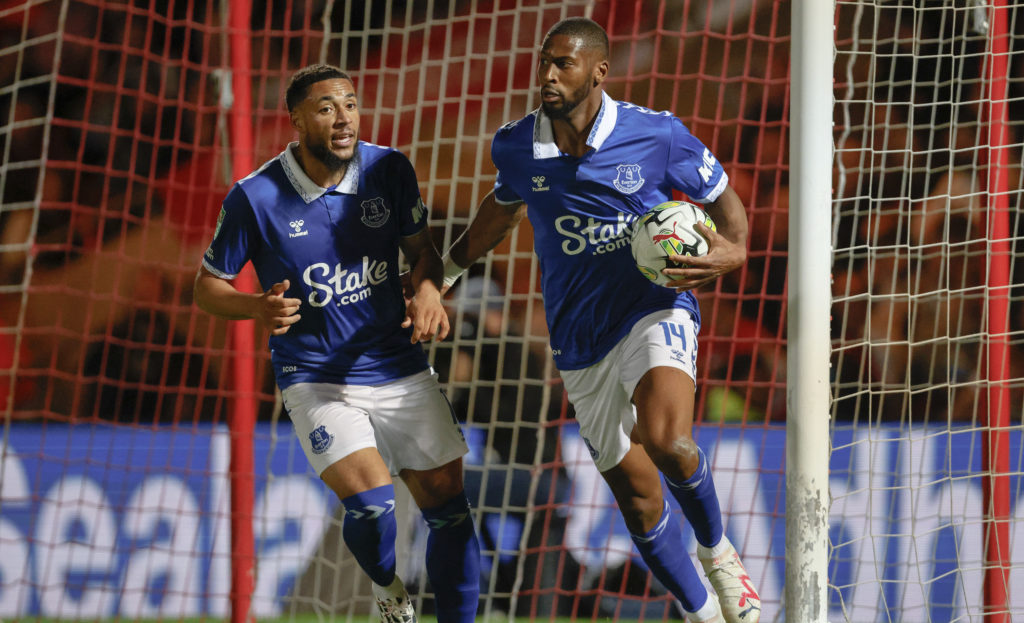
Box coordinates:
[280,141,361,203]
[532,91,618,159]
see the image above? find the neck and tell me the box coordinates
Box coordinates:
[551,93,603,158]
[293,144,346,188]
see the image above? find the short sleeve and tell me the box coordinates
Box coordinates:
[666,117,729,204]
[201,185,259,279]
[492,169,523,204]
[387,152,428,237]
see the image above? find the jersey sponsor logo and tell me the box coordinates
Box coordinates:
[554,213,636,256]
[532,175,550,192]
[698,148,716,183]
[302,256,389,307]
[360,197,390,228]
[288,219,309,238]
[309,425,334,455]
[612,164,645,194]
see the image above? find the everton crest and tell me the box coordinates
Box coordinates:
[360,197,390,228]
[612,163,645,194]
[309,425,334,455]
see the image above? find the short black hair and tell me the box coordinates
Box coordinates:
[285,64,351,111]
[542,17,609,59]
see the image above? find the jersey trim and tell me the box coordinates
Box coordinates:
[201,258,237,280]
[279,141,362,203]
[532,91,619,159]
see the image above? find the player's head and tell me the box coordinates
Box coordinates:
[538,18,609,120]
[286,64,359,171]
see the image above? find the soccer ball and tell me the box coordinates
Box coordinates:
[630,200,716,286]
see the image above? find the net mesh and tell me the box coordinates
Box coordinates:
[831,1,1024,621]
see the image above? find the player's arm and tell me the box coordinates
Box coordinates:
[442,190,527,291]
[399,228,449,342]
[194,266,302,336]
[663,185,748,291]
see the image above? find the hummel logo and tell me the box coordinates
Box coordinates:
[288,219,309,238]
[532,175,550,192]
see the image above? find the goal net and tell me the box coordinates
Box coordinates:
[0,0,1020,621]
[831,1,1023,621]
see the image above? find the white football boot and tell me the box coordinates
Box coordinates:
[697,537,762,623]
[372,576,417,623]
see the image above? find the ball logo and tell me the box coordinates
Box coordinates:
[612,163,644,194]
[309,425,334,455]
[653,222,702,257]
[360,197,390,227]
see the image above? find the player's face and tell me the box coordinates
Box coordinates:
[292,78,360,170]
[537,34,602,120]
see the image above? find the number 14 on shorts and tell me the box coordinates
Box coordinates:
[659,321,688,349]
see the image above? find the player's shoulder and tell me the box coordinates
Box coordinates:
[494,111,537,142]
[233,155,288,207]
[357,141,413,172]
[492,111,537,162]
[614,99,680,129]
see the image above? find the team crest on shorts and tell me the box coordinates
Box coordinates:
[612,164,645,194]
[309,425,334,455]
[360,197,390,228]
[582,436,599,460]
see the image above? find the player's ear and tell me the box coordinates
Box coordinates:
[289,110,303,133]
[593,59,609,87]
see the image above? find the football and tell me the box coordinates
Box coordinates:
[630,200,716,286]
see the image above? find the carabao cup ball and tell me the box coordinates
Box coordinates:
[630,200,716,286]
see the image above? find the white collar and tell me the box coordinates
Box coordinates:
[532,91,618,159]
[280,141,361,203]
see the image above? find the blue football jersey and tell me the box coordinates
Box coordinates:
[202,141,431,387]
[491,92,729,370]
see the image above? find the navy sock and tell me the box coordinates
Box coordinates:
[341,484,398,587]
[630,500,709,613]
[665,447,724,548]
[421,491,480,623]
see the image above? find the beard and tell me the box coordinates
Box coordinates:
[541,82,591,120]
[306,137,350,172]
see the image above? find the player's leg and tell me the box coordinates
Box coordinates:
[625,309,761,623]
[561,354,719,622]
[401,458,480,623]
[281,382,405,597]
[600,442,722,621]
[372,370,480,623]
[320,449,402,588]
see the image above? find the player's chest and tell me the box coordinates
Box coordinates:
[263,194,398,256]
[522,154,663,217]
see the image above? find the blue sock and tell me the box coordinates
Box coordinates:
[630,500,709,613]
[665,447,724,548]
[341,484,397,587]
[421,491,480,623]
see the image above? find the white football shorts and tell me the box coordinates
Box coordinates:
[280,369,468,476]
[559,308,699,473]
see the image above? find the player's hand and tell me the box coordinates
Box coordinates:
[402,283,450,343]
[256,280,302,335]
[662,222,746,292]
[398,270,415,305]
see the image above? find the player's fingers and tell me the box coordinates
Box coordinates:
[270,280,290,296]
[435,316,450,341]
[279,313,301,326]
